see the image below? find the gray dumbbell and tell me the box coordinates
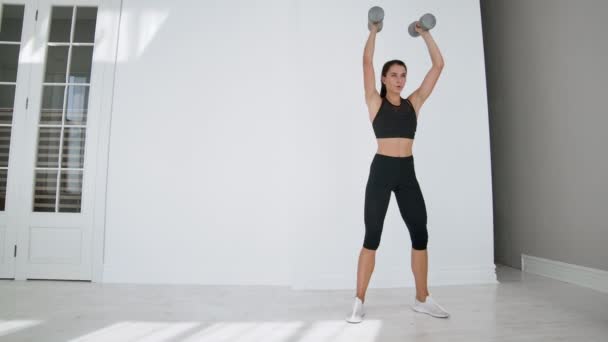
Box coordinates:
[408,13,436,37]
[368,6,384,32]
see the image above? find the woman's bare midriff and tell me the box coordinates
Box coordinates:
[376,138,414,157]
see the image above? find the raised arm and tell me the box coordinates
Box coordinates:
[408,26,444,115]
[363,25,382,119]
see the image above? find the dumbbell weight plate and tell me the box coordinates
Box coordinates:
[368,6,384,23]
[419,13,436,30]
[368,6,384,32]
[408,22,419,37]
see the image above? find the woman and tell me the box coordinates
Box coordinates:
[346,20,448,323]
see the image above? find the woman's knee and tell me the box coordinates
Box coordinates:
[363,228,382,250]
[363,237,381,250]
[410,225,428,250]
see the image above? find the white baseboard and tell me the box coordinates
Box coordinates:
[292,265,498,290]
[103,263,497,289]
[521,254,608,294]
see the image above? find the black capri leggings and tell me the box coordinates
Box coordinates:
[363,153,428,250]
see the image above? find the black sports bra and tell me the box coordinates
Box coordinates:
[372,97,417,139]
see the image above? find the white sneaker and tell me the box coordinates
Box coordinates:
[412,295,450,318]
[346,297,365,323]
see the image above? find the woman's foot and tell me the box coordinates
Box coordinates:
[346,296,365,323]
[412,295,450,318]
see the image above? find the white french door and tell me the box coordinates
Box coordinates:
[0,2,31,279]
[0,0,111,280]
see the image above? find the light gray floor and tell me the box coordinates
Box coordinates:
[1,265,607,341]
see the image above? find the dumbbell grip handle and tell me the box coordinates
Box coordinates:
[368,20,383,33]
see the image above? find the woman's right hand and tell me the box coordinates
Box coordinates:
[369,22,380,33]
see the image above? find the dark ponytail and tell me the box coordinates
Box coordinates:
[380,83,387,98]
[380,60,407,98]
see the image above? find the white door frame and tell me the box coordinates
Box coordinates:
[89,0,122,282]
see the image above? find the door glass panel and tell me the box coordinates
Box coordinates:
[40,86,65,124]
[44,46,69,83]
[48,7,73,43]
[33,6,97,213]
[0,5,25,42]
[0,45,20,82]
[0,4,25,211]
[74,8,97,43]
[36,128,61,168]
[65,86,89,125]
[69,46,93,83]
[0,85,16,124]
[61,127,85,169]
[0,127,11,168]
[59,170,83,213]
[0,169,7,211]
[33,170,58,212]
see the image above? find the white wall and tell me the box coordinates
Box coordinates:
[102,0,496,288]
